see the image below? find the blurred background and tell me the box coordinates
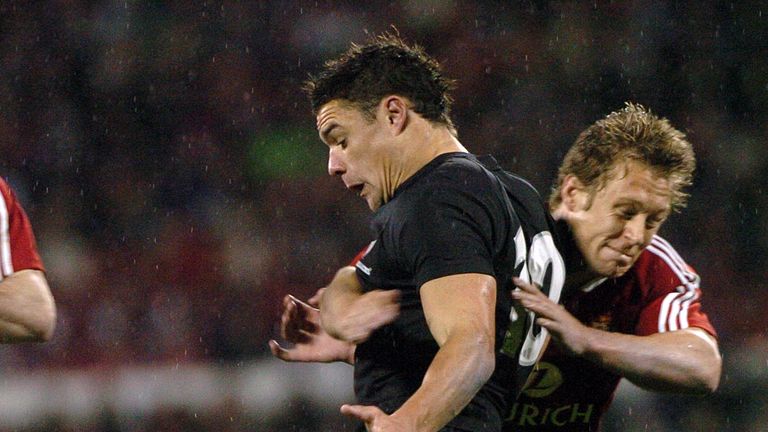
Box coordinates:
[0,1,765,431]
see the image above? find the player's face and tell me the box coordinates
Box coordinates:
[316,99,393,211]
[568,160,673,278]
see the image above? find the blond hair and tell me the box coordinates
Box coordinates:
[550,103,695,211]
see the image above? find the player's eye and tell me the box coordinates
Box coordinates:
[645,216,665,229]
[618,211,635,220]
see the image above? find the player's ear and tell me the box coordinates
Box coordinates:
[382,96,408,135]
[561,175,589,212]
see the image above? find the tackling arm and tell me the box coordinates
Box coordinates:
[579,327,721,393]
[512,278,721,394]
[0,269,56,343]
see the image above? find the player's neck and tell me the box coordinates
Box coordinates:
[388,124,466,196]
[552,217,604,291]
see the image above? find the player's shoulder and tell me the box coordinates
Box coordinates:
[421,153,504,197]
[631,235,700,290]
[433,152,495,180]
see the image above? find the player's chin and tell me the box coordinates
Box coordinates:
[609,260,635,278]
[594,261,627,278]
[365,195,383,211]
[611,267,630,278]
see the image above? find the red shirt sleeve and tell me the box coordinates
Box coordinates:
[0,178,44,275]
[349,241,376,266]
[633,236,716,338]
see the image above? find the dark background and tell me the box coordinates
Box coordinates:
[0,1,765,431]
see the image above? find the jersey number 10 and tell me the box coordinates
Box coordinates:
[501,228,565,366]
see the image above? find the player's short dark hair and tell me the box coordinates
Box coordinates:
[304,33,457,133]
[550,103,696,212]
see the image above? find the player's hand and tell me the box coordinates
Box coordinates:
[269,293,355,363]
[511,277,595,356]
[323,289,400,344]
[341,404,414,432]
[307,287,325,307]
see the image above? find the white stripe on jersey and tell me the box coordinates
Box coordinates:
[679,293,694,328]
[0,191,12,278]
[668,287,697,331]
[658,292,679,332]
[647,236,700,333]
[648,236,700,289]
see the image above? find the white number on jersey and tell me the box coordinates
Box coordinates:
[501,228,566,366]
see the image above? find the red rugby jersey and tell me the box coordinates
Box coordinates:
[0,178,44,277]
[505,235,716,431]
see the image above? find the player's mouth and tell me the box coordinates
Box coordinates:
[605,245,634,265]
[348,183,365,196]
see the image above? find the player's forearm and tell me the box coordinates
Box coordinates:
[319,266,362,338]
[0,270,56,343]
[392,331,495,431]
[581,328,721,394]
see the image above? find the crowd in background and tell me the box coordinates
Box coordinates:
[0,1,766,431]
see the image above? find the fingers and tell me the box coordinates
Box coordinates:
[268,339,292,361]
[381,289,400,302]
[340,404,378,423]
[511,280,561,322]
[511,288,541,308]
[312,289,401,344]
[513,293,555,318]
[307,288,325,307]
[512,277,543,294]
[369,289,401,312]
[288,294,320,316]
[341,290,400,343]
[368,290,400,326]
[291,295,320,333]
[281,296,305,341]
[535,317,555,330]
[280,294,320,342]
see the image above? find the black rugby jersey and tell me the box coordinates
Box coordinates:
[353,153,565,431]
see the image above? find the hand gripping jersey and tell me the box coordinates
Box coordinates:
[351,153,565,431]
[505,234,716,431]
[0,178,44,277]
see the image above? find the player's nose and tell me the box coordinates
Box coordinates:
[623,216,645,245]
[328,146,345,176]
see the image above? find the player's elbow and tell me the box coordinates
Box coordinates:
[687,339,722,394]
[38,304,56,342]
[477,351,495,384]
[677,352,722,395]
[697,353,722,394]
[471,333,496,383]
[680,330,722,394]
[29,298,56,342]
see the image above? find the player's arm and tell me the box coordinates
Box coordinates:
[343,273,497,431]
[578,326,720,394]
[319,266,400,343]
[0,269,56,343]
[512,278,721,394]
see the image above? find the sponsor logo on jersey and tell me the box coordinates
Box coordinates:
[505,402,595,427]
[355,240,376,275]
[505,362,595,427]
[521,362,563,398]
